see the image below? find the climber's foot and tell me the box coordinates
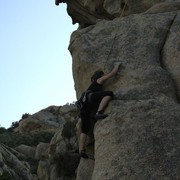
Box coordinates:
[80,150,89,159]
[95,113,108,120]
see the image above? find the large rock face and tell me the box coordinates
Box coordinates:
[66,1,180,179]
[56,0,180,28]
[35,104,80,180]
[14,106,68,133]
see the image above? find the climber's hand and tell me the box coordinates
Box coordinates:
[115,62,121,67]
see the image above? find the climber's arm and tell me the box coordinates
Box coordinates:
[97,62,121,84]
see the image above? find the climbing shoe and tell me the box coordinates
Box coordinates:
[95,113,108,120]
[80,150,95,160]
[80,150,89,159]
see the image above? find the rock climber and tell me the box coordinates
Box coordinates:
[79,62,121,158]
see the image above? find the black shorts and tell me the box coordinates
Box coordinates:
[90,91,113,105]
[80,91,113,134]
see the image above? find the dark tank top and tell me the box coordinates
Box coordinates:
[87,81,102,92]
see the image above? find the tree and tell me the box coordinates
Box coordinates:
[10,121,19,129]
[22,113,30,119]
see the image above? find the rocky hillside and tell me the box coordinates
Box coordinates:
[0,104,80,180]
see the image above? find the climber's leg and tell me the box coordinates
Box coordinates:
[79,112,91,158]
[79,133,89,158]
[91,91,113,119]
[79,133,87,152]
[94,96,112,119]
[97,96,112,112]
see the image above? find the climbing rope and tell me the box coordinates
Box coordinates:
[120,0,128,17]
[104,0,128,70]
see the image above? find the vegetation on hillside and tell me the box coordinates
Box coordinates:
[0,123,54,148]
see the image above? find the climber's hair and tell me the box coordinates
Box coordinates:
[91,70,104,82]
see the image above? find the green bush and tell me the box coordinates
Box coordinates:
[6,121,19,132]
[21,113,30,119]
[11,121,19,129]
[0,171,12,180]
[0,131,55,148]
[0,127,6,134]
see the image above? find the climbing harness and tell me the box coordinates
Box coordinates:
[75,90,92,114]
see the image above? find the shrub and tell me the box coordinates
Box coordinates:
[11,121,19,128]
[7,121,19,132]
[0,171,12,180]
[0,131,55,148]
[22,113,30,119]
[0,127,6,134]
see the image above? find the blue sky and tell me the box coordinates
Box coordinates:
[0,1,78,128]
